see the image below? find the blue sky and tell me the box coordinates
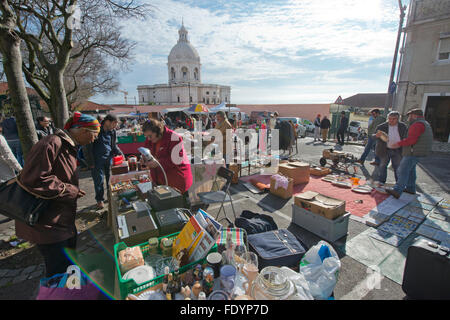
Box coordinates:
[92,0,410,105]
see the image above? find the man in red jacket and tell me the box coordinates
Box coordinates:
[385,108,433,199]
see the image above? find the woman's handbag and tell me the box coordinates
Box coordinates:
[0,176,65,226]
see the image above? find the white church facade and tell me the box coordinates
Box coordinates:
[137,24,231,105]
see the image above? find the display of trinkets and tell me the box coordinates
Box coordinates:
[202,267,214,296]
[193,264,203,281]
[111,180,135,192]
[182,269,194,287]
[165,273,181,300]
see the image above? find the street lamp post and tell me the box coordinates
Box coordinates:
[384,0,407,116]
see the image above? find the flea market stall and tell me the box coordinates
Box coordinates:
[99,125,449,301]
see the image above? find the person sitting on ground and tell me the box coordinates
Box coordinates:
[373,111,407,186]
[15,112,100,278]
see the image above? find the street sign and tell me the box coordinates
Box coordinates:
[335,96,344,104]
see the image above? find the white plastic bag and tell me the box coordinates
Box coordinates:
[280,267,314,300]
[299,241,341,300]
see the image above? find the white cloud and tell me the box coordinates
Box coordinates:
[96,0,402,103]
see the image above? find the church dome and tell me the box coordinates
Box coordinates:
[169,42,200,62]
[168,23,200,63]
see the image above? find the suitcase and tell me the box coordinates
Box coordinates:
[248,229,306,270]
[402,239,450,300]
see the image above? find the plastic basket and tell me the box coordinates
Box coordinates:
[136,135,146,143]
[114,232,217,299]
[117,136,133,144]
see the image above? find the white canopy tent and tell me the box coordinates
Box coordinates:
[209,102,240,113]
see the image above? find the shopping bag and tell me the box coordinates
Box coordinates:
[299,241,340,300]
[36,265,100,300]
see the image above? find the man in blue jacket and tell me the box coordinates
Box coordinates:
[82,114,123,209]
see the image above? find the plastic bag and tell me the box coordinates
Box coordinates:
[280,267,314,300]
[299,241,341,300]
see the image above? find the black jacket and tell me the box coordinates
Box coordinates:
[320,118,331,129]
[338,116,348,132]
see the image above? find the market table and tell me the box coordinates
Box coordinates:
[117,142,146,156]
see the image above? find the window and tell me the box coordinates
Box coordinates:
[177,96,180,103]
[190,96,192,103]
[182,66,188,80]
[203,97,205,103]
[206,91,209,95]
[194,68,199,80]
[438,37,450,61]
[225,97,228,102]
[171,68,176,80]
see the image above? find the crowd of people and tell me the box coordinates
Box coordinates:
[0,105,434,278]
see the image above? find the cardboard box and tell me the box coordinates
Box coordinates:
[294,191,345,220]
[270,174,294,199]
[310,167,332,176]
[112,161,129,175]
[278,162,310,185]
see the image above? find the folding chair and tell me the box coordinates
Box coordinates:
[197,166,237,226]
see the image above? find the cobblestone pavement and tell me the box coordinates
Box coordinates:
[0,137,448,300]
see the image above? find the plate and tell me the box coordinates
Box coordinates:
[352,187,373,194]
[122,265,155,285]
[332,181,352,188]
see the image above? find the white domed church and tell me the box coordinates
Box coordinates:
[137,23,231,105]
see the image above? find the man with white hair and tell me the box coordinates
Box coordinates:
[373,111,407,185]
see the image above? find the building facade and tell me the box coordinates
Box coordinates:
[394,0,450,142]
[137,23,231,106]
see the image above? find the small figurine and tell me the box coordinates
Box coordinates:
[198,291,206,300]
[192,281,202,299]
[193,264,203,282]
[176,248,189,267]
[182,269,194,287]
[166,273,181,300]
[180,286,191,300]
[202,267,214,296]
[223,231,235,265]
[162,266,170,293]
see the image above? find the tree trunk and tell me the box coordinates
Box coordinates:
[0,29,38,159]
[48,68,70,128]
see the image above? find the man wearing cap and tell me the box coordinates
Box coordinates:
[385,108,433,199]
[357,108,385,165]
[313,114,321,142]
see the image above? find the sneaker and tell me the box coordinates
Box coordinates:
[369,161,379,166]
[96,201,105,209]
[403,190,416,195]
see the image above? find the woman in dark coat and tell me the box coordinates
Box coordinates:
[15,112,100,277]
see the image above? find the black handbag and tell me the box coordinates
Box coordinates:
[0,176,63,226]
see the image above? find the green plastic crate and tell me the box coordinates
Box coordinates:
[136,135,146,143]
[117,136,133,144]
[114,232,217,299]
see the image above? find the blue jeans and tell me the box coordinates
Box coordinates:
[393,156,420,194]
[91,161,111,202]
[7,139,24,167]
[360,136,379,163]
[37,235,77,278]
[376,148,402,183]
